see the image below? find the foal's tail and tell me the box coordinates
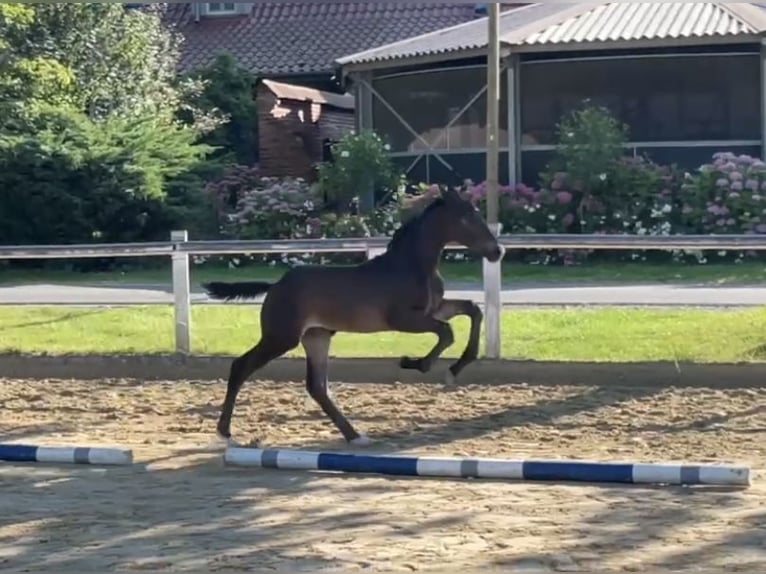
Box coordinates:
[202,281,273,301]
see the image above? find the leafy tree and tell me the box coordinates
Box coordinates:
[16,3,214,127]
[0,3,75,114]
[0,3,221,254]
[182,52,259,165]
[0,105,214,245]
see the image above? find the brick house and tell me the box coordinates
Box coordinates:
[160,2,508,178]
[256,79,354,180]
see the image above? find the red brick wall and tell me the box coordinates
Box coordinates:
[256,84,355,182]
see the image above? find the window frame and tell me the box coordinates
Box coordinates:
[206,2,238,15]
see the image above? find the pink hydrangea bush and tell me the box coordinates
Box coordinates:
[681,152,766,235]
[465,179,575,233]
[209,168,404,267]
[200,152,766,271]
[674,152,766,263]
[458,153,766,265]
[454,179,577,264]
[205,164,263,215]
[458,156,690,264]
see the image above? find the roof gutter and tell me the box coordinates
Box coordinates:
[512,32,763,54]
[336,45,512,78]
[721,3,766,34]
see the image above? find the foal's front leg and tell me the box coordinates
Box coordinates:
[432,299,483,383]
[396,299,484,383]
[301,327,368,445]
[391,313,454,374]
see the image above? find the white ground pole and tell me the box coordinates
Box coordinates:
[0,443,134,466]
[224,447,751,487]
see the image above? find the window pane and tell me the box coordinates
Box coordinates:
[372,67,508,152]
[208,3,235,12]
[520,54,760,145]
[520,150,553,187]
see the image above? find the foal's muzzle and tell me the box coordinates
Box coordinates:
[485,243,505,263]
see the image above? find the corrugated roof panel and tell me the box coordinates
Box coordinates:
[336,2,766,69]
[606,3,639,41]
[522,2,758,46]
[336,3,574,66]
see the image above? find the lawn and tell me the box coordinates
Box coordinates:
[2,259,766,287]
[1,305,765,363]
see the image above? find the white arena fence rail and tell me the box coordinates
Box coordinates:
[2,230,766,357]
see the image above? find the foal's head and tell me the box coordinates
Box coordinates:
[436,187,505,263]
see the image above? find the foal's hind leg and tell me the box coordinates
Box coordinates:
[301,327,367,445]
[217,334,298,443]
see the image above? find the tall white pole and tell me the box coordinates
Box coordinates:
[483,2,502,359]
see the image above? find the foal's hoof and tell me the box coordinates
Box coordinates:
[443,369,461,392]
[399,356,425,372]
[214,431,239,448]
[349,433,372,447]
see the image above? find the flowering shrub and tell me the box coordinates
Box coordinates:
[461,155,695,264]
[681,152,766,235]
[671,152,766,264]
[463,152,766,265]
[315,129,403,212]
[201,150,766,271]
[223,176,320,242]
[464,180,573,233]
[205,163,262,214]
[548,102,629,196]
[546,156,684,243]
[209,172,405,267]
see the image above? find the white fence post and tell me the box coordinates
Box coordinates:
[366,246,386,260]
[171,230,191,355]
[483,223,503,359]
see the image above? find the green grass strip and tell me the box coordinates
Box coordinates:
[1,305,765,363]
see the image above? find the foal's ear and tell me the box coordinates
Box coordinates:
[442,186,462,203]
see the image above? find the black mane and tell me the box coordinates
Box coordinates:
[385,196,444,254]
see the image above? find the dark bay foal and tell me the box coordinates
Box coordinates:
[203,187,505,446]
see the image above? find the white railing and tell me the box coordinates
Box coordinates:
[2,229,766,357]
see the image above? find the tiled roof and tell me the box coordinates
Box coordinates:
[336,2,766,69]
[162,2,486,77]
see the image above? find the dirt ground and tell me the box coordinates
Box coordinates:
[0,376,764,572]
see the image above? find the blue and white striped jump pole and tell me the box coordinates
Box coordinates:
[0,443,133,466]
[224,447,751,486]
